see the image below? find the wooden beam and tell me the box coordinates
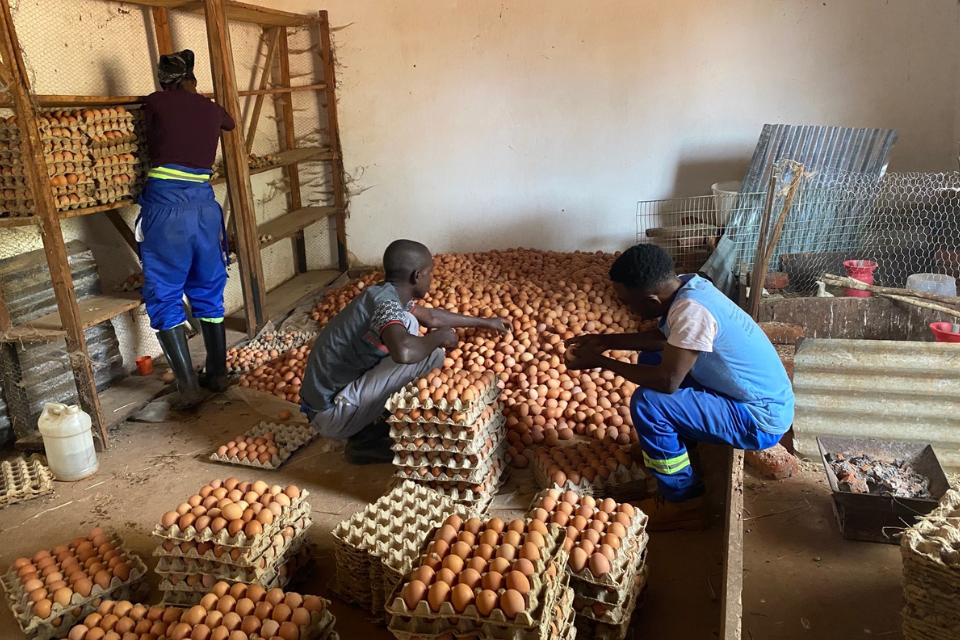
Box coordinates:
[152,7,174,55]
[120,1,318,27]
[0,0,107,447]
[105,210,138,253]
[276,26,307,273]
[245,27,279,154]
[720,448,745,640]
[318,10,348,271]
[204,0,265,337]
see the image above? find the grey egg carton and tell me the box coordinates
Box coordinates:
[0,456,54,509]
[573,578,648,640]
[227,330,316,374]
[389,401,503,434]
[394,439,507,484]
[391,407,506,454]
[387,561,570,640]
[158,533,313,595]
[208,421,318,469]
[532,450,650,500]
[574,561,649,625]
[152,490,311,550]
[2,533,148,635]
[386,376,501,414]
[392,426,505,468]
[155,516,312,579]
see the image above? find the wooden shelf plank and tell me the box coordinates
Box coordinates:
[5,84,327,108]
[0,216,37,228]
[20,292,143,332]
[60,200,138,220]
[119,1,318,26]
[211,147,334,186]
[224,269,341,332]
[258,206,336,249]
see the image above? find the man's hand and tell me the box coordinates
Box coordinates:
[432,326,459,349]
[565,333,607,352]
[481,318,512,334]
[564,343,607,370]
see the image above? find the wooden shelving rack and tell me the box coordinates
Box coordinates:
[0,0,347,447]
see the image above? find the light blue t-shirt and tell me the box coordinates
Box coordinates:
[658,275,795,434]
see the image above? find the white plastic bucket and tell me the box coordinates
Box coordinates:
[711,181,742,227]
[37,403,99,481]
[906,273,957,298]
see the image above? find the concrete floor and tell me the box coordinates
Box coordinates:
[0,396,906,640]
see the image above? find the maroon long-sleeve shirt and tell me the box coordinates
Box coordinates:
[143,89,236,170]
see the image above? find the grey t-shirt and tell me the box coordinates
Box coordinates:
[301,282,414,412]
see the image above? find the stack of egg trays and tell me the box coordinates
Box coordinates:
[0,456,54,509]
[0,118,28,217]
[420,457,510,513]
[385,524,570,640]
[157,529,314,605]
[572,567,648,640]
[331,480,481,619]
[226,330,317,375]
[531,448,651,502]
[385,374,502,418]
[392,419,505,469]
[1,534,148,640]
[390,405,506,454]
[208,421,318,469]
[393,438,508,485]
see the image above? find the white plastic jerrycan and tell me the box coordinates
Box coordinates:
[38,403,99,481]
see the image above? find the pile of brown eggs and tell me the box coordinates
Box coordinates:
[408,368,499,406]
[226,331,315,375]
[237,344,311,405]
[159,478,302,540]
[529,490,637,578]
[215,433,281,465]
[305,250,646,468]
[534,438,639,488]
[10,527,134,621]
[399,514,557,619]
[64,585,325,640]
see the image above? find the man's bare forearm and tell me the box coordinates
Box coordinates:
[597,329,667,352]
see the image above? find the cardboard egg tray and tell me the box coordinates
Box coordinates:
[0,456,54,509]
[573,560,649,625]
[412,456,509,510]
[90,143,138,160]
[569,542,647,608]
[573,575,647,640]
[386,375,502,415]
[152,489,311,551]
[531,449,650,502]
[388,397,501,431]
[226,330,317,374]
[1,534,149,637]
[11,603,97,640]
[392,424,505,468]
[208,421,317,470]
[394,439,508,484]
[391,406,506,454]
[155,515,312,579]
[158,530,313,596]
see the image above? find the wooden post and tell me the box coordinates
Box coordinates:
[318,10,347,271]
[720,448,745,640]
[204,0,266,336]
[152,7,174,56]
[276,26,307,274]
[0,0,108,447]
[245,27,279,154]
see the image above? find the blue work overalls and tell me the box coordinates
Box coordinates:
[631,275,795,502]
[136,164,228,332]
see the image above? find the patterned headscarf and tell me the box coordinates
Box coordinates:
[157,49,195,86]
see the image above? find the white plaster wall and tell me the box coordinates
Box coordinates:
[257,0,960,264]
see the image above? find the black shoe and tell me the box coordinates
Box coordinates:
[156,325,205,410]
[344,421,394,465]
[198,320,229,392]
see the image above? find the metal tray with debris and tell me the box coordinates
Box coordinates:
[0,456,54,509]
[817,436,950,544]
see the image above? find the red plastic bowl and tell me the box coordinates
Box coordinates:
[930,322,960,343]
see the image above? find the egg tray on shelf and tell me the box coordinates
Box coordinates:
[0,456,54,509]
[1,537,149,637]
[208,421,318,470]
[386,374,502,415]
[90,142,138,160]
[158,530,313,595]
[392,424,505,469]
[152,490,311,551]
[394,439,508,484]
[155,516,312,580]
[531,448,650,502]
[572,576,648,640]
[391,406,506,454]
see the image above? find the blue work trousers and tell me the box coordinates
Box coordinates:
[630,352,783,502]
[137,169,228,332]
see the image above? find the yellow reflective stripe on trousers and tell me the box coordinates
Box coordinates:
[148,167,211,182]
[643,451,691,474]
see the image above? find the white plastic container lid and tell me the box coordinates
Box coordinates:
[906,273,957,297]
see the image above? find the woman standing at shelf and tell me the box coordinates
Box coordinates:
[138,49,235,407]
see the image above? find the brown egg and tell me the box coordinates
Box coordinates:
[501,531,522,548]
[499,589,525,619]
[265,588,286,606]
[569,547,588,572]
[496,544,517,562]
[466,556,487,573]
[260,620,280,638]
[234,598,254,618]
[528,520,548,536]
[245,583,266,604]
[458,567,482,590]
[479,529,499,547]
[217,595,237,615]
[191,624,212,640]
[210,626,230,640]
[278,621,300,640]
[600,498,617,513]
[33,599,52,619]
[272,603,292,623]
[618,503,636,517]
[112,563,131,582]
[463,517,484,536]
[505,571,530,594]
[403,580,428,610]
[481,571,503,591]
[240,615,260,635]
[52,587,73,607]
[476,589,498,616]
[68,625,88,640]
[205,611,223,629]
[290,607,311,626]
[451,583,475,613]
[589,552,611,577]
[427,581,451,612]
[486,518,505,534]
[161,512,179,528]
[222,612,242,631]
[169,622,192,640]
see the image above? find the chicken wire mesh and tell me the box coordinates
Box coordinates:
[638,168,960,296]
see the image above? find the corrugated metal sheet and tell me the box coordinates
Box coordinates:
[0,241,124,444]
[703,124,898,296]
[793,338,960,472]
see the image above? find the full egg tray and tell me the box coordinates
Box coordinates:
[226,330,317,375]
[573,575,648,640]
[412,458,509,510]
[1,534,148,638]
[531,449,651,502]
[388,401,503,433]
[394,439,508,484]
[392,426,505,469]
[391,406,506,454]
[152,491,311,551]
[155,516,312,580]
[574,560,649,625]
[0,456,54,509]
[386,375,501,414]
[208,421,317,470]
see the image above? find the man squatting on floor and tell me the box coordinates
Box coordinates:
[564,244,795,530]
[299,240,511,465]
